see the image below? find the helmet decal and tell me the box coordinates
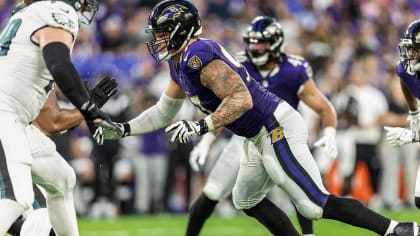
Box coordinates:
[157,4,188,25]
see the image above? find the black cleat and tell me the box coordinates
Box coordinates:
[389,222,419,236]
[415,196,420,209]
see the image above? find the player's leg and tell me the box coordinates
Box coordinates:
[415,165,420,209]
[32,151,78,236]
[0,114,34,235]
[232,138,300,236]
[186,135,243,236]
[28,125,78,235]
[266,101,419,236]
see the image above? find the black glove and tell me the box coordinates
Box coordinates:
[84,75,118,108]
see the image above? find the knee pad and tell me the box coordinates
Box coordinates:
[44,162,76,194]
[56,164,76,193]
[203,181,231,201]
[294,200,323,220]
[232,186,263,210]
[415,196,420,209]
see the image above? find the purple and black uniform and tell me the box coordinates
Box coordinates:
[240,54,312,110]
[396,61,420,98]
[169,38,329,209]
[168,38,280,138]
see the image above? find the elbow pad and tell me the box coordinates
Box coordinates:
[42,42,89,109]
[128,93,184,135]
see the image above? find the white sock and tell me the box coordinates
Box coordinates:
[0,199,25,235]
[384,220,398,236]
[20,208,52,236]
[47,191,79,236]
[303,234,315,236]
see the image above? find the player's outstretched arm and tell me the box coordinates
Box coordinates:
[33,76,118,136]
[299,79,338,158]
[35,26,120,141]
[99,79,186,144]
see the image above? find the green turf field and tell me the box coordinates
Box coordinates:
[79,210,420,236]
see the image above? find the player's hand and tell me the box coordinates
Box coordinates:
[189,132,216,171]
[313,127,338,159]
[408,110,420,131]
[102,122,130,142]
[84,75,118,108]
[165,120,207,143]
[384,126,417,147]
[80,100,123,144]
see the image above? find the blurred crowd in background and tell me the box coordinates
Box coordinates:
[1,0,420,219]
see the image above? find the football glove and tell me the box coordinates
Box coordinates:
[384,126,419,147]
[165,120,209,144]
[80,100,123,144]
[85,75,118,108]
[408,110,420,131]
[94,122,131,145]
[313,127,338,159]
[189,132,216,172]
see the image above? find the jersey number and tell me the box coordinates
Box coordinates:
[0,19,22,56]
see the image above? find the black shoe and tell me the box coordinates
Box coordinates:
[389,222,419,236]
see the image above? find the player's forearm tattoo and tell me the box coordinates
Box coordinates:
[201,59,252,129]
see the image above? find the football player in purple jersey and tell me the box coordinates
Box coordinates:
[384,19,420,210]
[100,1,419,235]
[185,16,337,236]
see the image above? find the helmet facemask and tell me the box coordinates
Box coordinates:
[399,39,420,74]
[69,0,98,24]
[80,0,99,24]
[146,23,198,61]
[243,16,284,67]
[146,0,202,61]
[399,19,420,75]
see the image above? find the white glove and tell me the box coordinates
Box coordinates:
[408,110,420,131]
[313,127,338,159]
[189,132,216,171]
[384,126,418,147]
[165,120,207,143]
[95,122,130,145]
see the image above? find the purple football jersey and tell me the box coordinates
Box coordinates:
[396,61,420,99]
[241,54,312,110]
[169,38,280,138]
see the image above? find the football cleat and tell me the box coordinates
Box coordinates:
[388,222,419,236]
[415,196,420,209]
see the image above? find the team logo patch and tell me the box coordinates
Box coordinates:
[52,12,75,30]
[188,55,202,69]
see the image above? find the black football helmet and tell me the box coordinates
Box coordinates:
[243,16,284,66]
[399,19,420,73]
[64,0,99,24]
[146,0,202,61]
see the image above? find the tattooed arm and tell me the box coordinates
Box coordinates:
[200,59,253,130]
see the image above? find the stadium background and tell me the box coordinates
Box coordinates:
[0,0,420,235]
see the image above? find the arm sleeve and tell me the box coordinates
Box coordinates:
[42,42,91,110]
[128,93,185,135]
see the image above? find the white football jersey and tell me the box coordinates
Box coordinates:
[0,1,79,124]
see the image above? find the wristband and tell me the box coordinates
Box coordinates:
[121,123,131,137]
[409,110,419,115]
[198,119,209,135]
